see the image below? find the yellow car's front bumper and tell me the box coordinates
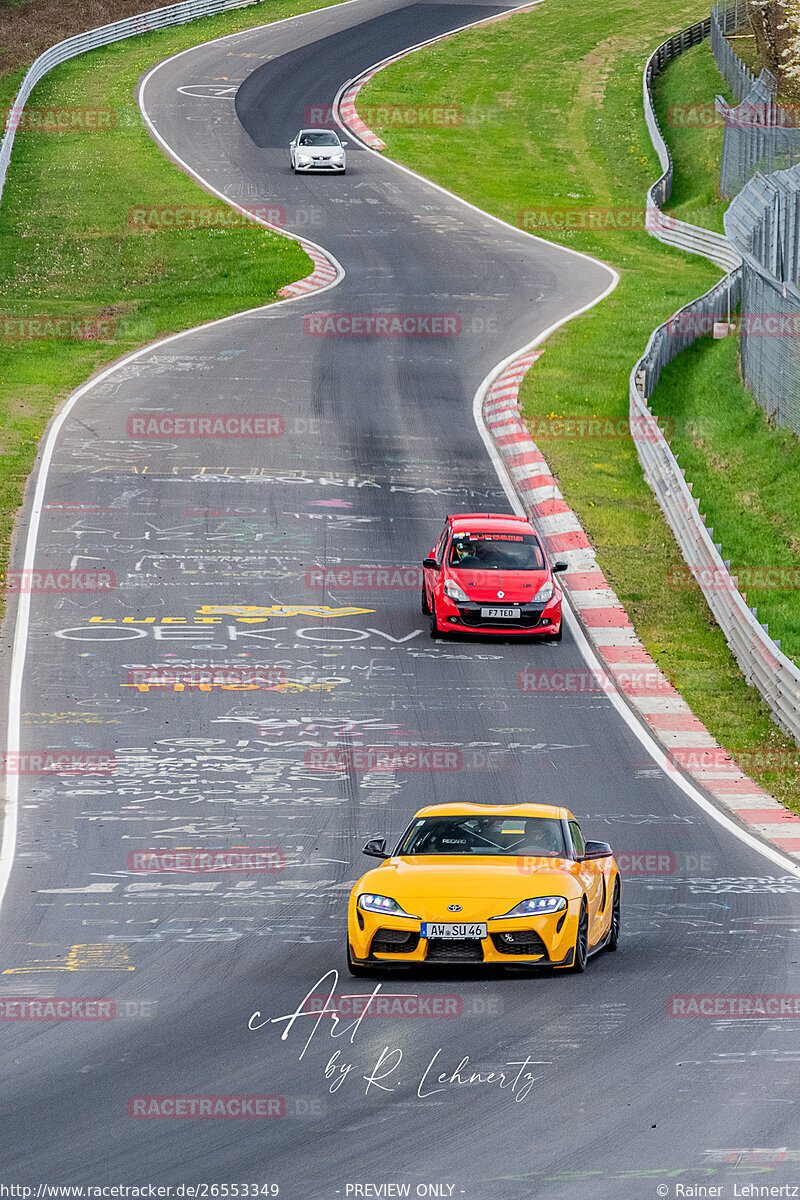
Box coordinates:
[348,899,581,969]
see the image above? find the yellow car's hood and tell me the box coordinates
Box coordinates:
[358,855,581,912]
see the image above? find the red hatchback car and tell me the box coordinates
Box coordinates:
[422,513,567,639]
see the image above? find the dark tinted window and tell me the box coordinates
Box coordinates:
[298,132,340,146]
[397,815,566,857]
[448,532,545,570]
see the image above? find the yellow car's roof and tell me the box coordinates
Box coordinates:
[411,802,573,821]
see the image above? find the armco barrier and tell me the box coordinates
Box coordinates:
[643,17,741,272]
[0,0,264,210]
[633,22,800,743]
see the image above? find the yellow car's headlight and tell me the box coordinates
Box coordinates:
[491,895,567,919]
[358,893,418,918]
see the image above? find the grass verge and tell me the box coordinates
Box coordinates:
[0,0,346,597]
[358,2,800,810]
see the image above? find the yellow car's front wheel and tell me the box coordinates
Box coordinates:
[570,901,589,973]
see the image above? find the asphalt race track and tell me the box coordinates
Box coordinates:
[0,1,798,1195]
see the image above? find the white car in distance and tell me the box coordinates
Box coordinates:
[289,129,347,174]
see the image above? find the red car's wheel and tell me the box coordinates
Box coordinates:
[429,598,442,638]
[421,585,430,615]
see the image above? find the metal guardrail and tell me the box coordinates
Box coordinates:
[643,18,741,272]
[632,21,800,743]
[0,0,264,209]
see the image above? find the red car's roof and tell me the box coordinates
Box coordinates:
[448,513,536,535]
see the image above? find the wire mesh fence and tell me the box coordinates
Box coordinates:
[716,70,800,198]
[725,163,800,430]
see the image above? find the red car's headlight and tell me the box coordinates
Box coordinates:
[443,580,469,603]
[532,580,555,604]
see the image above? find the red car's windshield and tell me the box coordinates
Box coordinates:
[448,532,545,571]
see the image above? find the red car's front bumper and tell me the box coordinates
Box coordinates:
[433,590,562,636]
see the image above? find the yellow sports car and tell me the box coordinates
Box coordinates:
[347,803,620,974]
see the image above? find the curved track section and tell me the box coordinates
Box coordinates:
[0,2,798,1195]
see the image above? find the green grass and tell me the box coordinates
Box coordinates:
[0,0,346,586]
[359,3,800,810]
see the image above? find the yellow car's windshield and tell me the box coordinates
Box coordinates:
[396,815,566,857]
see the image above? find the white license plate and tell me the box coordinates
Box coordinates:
[480,607,518,619]
[421,922,487,939]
